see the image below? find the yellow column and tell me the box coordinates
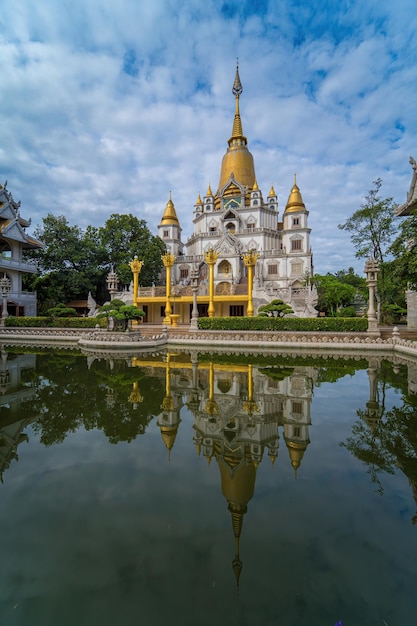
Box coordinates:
[162,252,175,324]
[129,256,144,306]
[243,250,259,317]
[204,248,219,318]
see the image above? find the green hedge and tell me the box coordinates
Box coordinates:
[197,316,368,332]
[4,317,106,328]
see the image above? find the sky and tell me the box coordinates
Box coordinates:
[1,0,416,274]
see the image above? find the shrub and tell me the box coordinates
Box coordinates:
[197,316,368,332]
[4,316,106,328]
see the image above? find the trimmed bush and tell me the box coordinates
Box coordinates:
[5,316,106,328]
[197,316,368,332]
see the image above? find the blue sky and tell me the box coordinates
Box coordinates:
[1,0,416,273]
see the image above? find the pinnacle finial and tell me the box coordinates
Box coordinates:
[232,60,243,97]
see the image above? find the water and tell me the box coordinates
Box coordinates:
[0,348,416,626]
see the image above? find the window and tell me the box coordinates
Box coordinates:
[180,268,189,279]
[292,218,300,226]
[291,239,302,251]
[218,260,231,274]
[209,227,216,233]
[292,401,302,414]
[247,223,255,230]
[252,200,258,206]
[163,230,169,238]
[293,426,301,438]
[229,305,244,316]
[268,264,278,275]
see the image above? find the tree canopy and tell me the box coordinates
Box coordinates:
[25,213,165,313]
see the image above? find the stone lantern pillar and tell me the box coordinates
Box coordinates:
[0,275,11,326]
[106,267,119,301]
[364,257,380,336]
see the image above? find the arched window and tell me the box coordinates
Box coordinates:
[218,260,231,275]
[0,240,12,259]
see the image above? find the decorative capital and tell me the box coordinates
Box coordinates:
[242,250,259,267]
[204,248,219,265]
[161,251,175,267]
[129,256,144,274]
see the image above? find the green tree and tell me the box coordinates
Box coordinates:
[389,209,417,290]
[313,274,356,316]
[97,299,145,330]
[98,214,165,286]
[338,179,398,321]
[257,299,294,317]
[24,214,108,312]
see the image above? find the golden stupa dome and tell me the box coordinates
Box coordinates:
[285,175,307,213]
[159,193,179,225]
[217,64,256,195]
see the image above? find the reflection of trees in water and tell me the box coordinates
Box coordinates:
[342,362,417,522]
[25,353,165,446]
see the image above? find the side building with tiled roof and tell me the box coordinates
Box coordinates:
[0,181,43,316]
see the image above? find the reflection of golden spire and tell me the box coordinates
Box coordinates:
[243,364,259,416]
[217,452,257,590]
[285,439,308,478]
[160,424,179,461]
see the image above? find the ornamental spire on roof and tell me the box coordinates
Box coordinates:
[230,60,246,146]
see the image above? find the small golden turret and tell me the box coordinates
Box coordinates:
[160,192,179,225]
[285,174,307,213]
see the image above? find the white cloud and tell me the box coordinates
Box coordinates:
[0,0,416,274]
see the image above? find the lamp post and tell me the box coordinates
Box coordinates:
[204,249,219,318]
[242,249,259,317]
[0,275,11,326]
[364,257,380,336]
[129,256,144,306]
[106,267,119,301]
[162,251,175,324]
[190,265,199,331]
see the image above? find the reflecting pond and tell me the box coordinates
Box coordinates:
[0,347,417,626]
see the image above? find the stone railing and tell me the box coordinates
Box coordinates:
[0,326,415,360]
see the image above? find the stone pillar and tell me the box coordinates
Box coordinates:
[204,249,219,318]
[364,257,380,336]
[243,250,259,317]
[406,290,417,329]
[0,276,11,326]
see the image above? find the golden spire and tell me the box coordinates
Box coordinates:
[285,174,306,213]
[252,179,259,191]
[160,192,179,225]
[196,193,203,205]
[217,63,256,196]
[206,183,213,196]
[269,185,275,197]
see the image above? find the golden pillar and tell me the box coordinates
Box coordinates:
[162,251,175,324]
[205,361,219,416]
[242,250,259,317]
[204,248,219,318]
[129,256,144,306]
[243,364,259,417]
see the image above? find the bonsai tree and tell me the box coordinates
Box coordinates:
[97,299,145,330]
[47,303,78,318]
[257,299,294,317]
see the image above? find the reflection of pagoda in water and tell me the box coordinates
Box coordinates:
[0,349,37,482]
[133,351,316,583]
